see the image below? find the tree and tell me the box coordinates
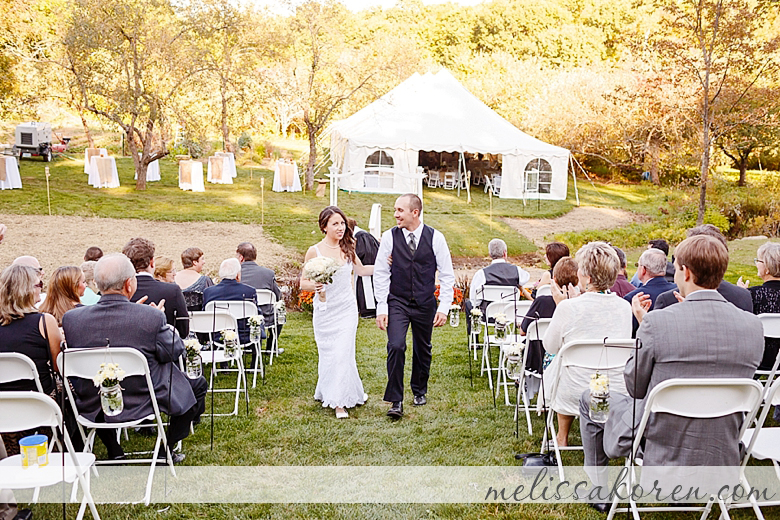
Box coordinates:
[647,0,780,223]
[63,0,200,189]
[288,0,388,190]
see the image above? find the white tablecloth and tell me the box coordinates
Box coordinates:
[83,148,107,174]
[207,156,233,184]
[179,161,205,192]
[134,159,160,181]
[88,156,120,188]
[272,160,302,192]
[0,156,22,190]
[215,152,237,178]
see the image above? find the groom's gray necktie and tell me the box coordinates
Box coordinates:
[408,233,417,255]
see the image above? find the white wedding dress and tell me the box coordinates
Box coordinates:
[312,246,366,409]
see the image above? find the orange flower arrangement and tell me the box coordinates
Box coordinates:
[299,290,315,311]
[434,285,463,305]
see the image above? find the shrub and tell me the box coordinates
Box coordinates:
[238,132,252,151]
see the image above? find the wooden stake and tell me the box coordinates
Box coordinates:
[489,188,493,229]
[45,166,52,216]
[261,176,265,226]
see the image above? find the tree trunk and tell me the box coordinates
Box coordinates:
[697,137,710,226]
[738,162,748,187]
[306,125,317,191]
[79,109,94,148]
[649,137,661,185]
[127,130,146,191]
[221,76,230,152]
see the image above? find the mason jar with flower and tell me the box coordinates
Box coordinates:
[184,337,203,379]
[221,329,240,359]
[589,373,610,423]
[93,362,126,416]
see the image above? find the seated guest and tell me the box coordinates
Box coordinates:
[236,242,282,341]
[153,256,176,283]
[83,246,103,262]
[175,247,213,311]
[580,235,763,511]
[204,258,258,344]
[40,266,86,326]
[0,264,63,455]
[542,241,632,447]
[654,225,752,312]
[629,238,675,286]
[738,242,780,371]
[80,261,100,306]
[623,248,677,335]
[123,238,189,338]
[520,256,578,375]
[609,246,634,297]
[12,256,45,304]
[469,238,531,315]
[535,241,570,292]
[62,254,207,462]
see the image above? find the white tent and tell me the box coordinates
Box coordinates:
[328,70,573,202]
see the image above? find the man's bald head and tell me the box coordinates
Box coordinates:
[13,256,41,269]
[94,253,137,293]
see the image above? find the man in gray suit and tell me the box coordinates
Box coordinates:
[579,235,763,511]
[236,242,283,347]
[62,254,207,462]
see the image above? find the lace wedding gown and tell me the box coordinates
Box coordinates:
[312,247,366,409]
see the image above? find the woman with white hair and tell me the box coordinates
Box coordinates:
[542,241,632,446]
[739,242,780,371]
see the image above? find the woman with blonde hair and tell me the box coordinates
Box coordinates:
[40,266,85,326]
[542,241,632,446]
[154,256,176,283]
[0,264,63,455]
[739,242,780,371]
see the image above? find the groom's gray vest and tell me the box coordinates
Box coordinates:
[479,262,520,315]
[389,225,437,307]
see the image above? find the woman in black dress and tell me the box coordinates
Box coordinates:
[740,242,780,371]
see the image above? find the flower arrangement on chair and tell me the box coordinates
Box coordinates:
[184,337,203,378]
[221,329,240,359]
[589,373,610,423]
[93,362,126,416]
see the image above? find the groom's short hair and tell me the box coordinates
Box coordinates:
[401,193,422,214]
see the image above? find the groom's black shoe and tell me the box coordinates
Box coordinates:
[387,401,403,419]
[413,394,427,406]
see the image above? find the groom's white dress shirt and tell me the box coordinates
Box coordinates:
[374,222,455,317]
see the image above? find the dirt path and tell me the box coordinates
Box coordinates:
[503,206,639,247]
[0,214,294,277]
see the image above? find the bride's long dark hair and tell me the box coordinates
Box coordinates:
[318,206,356,263]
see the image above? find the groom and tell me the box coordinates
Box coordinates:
[374,193,455,419]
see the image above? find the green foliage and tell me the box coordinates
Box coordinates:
[237,131,252,150]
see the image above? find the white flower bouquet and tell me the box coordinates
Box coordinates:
[248,315,265,328]
[302,256,340,302]
[470,308,483,335]
[221,329,240,359]
[470,308,483,317]
[93,362,126,416]
[184,338,203,379]
[493,312,508,340]
[504,342,524,358]
[589,373,610,423]
[274,301,287,324]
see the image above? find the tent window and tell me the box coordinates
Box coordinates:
[524,158,552,194]
[365,151,394,189]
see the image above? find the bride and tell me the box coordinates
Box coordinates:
[301,206,374,419]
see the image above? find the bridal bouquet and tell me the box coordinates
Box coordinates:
[303,256,340,302]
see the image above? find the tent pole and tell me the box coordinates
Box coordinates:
[569,155,580,207]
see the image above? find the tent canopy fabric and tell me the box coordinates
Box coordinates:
[329,69,571,200]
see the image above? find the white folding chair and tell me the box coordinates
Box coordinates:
[0,392,101,520]
[541,338,635,480]
[477,286,522,387]
[204,300,264,388]
[190,310,248,417]
[535,284,552,297]
[58,347,175,506]
[491,174,502,195]
[607,378,763,520]
[755,313,780,390]
[513,317,552,435]
[442,172,456,190]
[256,289,281,364]
[495,301,533,406]
[733,377,780,518]
[0,352,44,392]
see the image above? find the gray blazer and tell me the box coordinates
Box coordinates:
[620,290,763,466]
[62,294,196,423]
[240,261,281,319]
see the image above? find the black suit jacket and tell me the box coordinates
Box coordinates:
[654,280,753,312]
[62,294,196,423]
[130,273,189,338]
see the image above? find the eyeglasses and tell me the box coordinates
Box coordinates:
[755,258,765,264]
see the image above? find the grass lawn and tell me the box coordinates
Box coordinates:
[2,156,678,259]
